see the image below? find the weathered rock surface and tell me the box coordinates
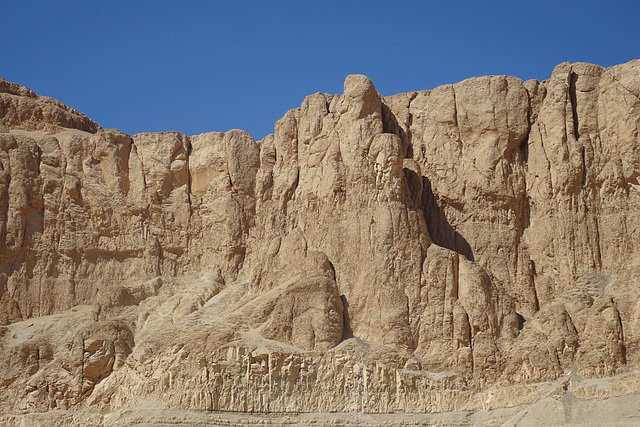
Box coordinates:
[0,78,100,134]
[0,60,639,425]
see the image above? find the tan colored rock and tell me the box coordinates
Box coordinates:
[577,297,626,377]
[0,78,99,133]
[0,60,640,424]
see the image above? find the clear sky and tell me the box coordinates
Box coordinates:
[3,1,638,140]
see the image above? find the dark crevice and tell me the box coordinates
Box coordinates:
[328,259,336,281]
[185,137,192,205]
[519,134,529,163]
[530,259,537,277]
[406,92,418,160]
[569,72,580,141]
[381,102,410,156]
[406,140,414,159]
[520,192,531,231]
[532,274,540,313]
[516,313,526,331]
[581,146,587,188]
[381,103,396,135]
[617,307,627,364]
[406,112,414,159]
[340,295,353,340]
[403,167,423,208]
[521,88,533,164]
[593,213,603,270]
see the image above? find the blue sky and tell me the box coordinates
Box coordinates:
[3,1,638,140]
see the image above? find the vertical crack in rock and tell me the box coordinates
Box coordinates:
[569,71,580,141]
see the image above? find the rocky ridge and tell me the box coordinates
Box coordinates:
[0,60,639,425]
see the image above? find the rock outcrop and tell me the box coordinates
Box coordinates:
[0,60,639,424]
[0,77,100,134]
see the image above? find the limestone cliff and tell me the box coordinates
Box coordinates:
[0,61,639,424]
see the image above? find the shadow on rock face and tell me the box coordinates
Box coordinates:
[421,175,474,262]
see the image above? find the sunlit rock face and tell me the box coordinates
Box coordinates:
[1,60,640,423]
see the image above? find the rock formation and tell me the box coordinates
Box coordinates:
[0,60,639,425]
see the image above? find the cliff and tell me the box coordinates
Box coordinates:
[0,60,639,425]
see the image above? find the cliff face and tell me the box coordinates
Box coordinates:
[0,61,639,419]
